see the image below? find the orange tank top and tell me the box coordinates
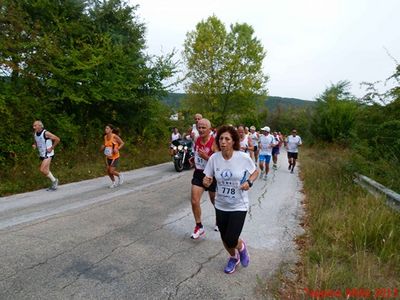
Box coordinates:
[104,133,120,159]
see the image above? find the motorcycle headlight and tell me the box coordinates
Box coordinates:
[173,146,177,150]
[178,145,183,150]
[184,146,188,150]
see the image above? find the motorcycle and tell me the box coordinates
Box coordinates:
[171,139,193,172]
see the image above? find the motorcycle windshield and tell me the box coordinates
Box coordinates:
[172,139,192,148]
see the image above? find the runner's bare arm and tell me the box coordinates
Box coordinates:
[240,169,259,191]
[114,135,125,151]
[198,148,210,160]
[44,131,60,152]
[247,137,254,151]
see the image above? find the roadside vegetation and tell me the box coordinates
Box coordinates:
[0,140,171,196]
[263,145,400,298]
[299,146,400,292]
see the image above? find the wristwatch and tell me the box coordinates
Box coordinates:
[246,179,253,187]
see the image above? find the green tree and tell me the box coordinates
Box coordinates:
[311,81,359,143]
[355,63,400,160]
[182,15,268,125]
[267,106,313,140]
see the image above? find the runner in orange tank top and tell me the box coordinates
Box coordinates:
[100,124,125,188]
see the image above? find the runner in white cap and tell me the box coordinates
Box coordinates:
[285,128,302,173]
[258,126,277,180]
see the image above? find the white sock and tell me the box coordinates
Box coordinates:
[47,172,56,182]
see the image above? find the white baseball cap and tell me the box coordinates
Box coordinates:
[261,126,270,132]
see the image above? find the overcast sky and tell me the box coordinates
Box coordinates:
[129,0,399,100]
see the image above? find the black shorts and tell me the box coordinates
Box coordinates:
[191,169,217,192]
[253,145,258,152]
[107,158,119,167]
[272,147,280,155]
[40,155,54,161]
[287,152,298,159]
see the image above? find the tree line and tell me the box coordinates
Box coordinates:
[267,67,400,192]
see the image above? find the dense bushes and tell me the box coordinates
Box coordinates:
[0,0,177,168]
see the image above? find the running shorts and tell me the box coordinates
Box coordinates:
[259,154,271,164]
[191,169,217,192]
[287,152,298,159]
[40,155,54,161]
[107,158,120,167]
[272,147,280,155]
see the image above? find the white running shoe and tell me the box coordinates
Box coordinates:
[109,182,117,189]
[214,225,219,232]
[118,174,124,185]
[263,174,268,181]
[47,178,59,191]
[191,225,205,239]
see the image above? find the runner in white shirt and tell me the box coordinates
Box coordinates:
[271,131,282,170]
[32,120,60,191]
[238,125,254,157]
[203,125,258,274]
[285,129,302,173]
[190,113,202,142]
[244,126,250,137]
[249,126,259,165]
[258,126,277,180]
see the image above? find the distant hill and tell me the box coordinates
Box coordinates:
[265,96,315,112]
[161,93,186,110]
[161,93,315,111]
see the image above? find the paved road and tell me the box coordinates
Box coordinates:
[0,154,304,299]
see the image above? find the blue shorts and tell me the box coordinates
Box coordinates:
[259,154,271,164]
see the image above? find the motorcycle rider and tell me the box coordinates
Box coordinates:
[190,118,217,238]
[169,127,181,156]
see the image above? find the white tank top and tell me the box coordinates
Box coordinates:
[34,130,54,158]
[250,132,258,144]
[240,137,250,156]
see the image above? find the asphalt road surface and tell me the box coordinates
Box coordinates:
[0,153,304,299]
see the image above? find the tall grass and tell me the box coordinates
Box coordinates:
[299,146,400,292]
[0,140,171,196]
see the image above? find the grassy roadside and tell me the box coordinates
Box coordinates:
[268,146,400,298]
[0,141,171,196]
